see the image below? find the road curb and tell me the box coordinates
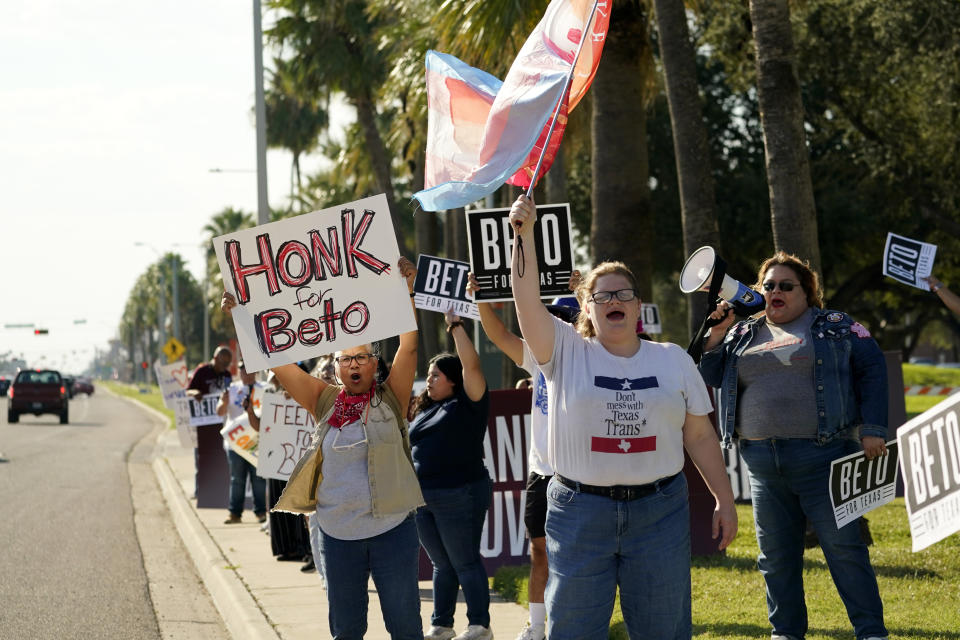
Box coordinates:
[154,455,280,640]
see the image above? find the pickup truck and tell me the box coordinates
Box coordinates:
[8,369,69,424]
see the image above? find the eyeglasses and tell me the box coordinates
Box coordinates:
[331,423,369,451]
[335,353,376,366]
[589,288,637,304]
[762,280,797,292]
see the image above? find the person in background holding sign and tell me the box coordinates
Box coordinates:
[222,256,424,640]
[699,251,889,640]
[925,274,960,317]
[466,272,579,640]
[217,361,267,524]
[408,309,492,640]
[186,346,234,498]
[508,195,737,640]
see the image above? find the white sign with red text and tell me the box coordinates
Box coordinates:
[213,194,416,372]
[256,391,318,481]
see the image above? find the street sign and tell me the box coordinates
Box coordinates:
[163,337,186,363]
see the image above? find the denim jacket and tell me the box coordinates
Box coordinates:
[698,308,888,448]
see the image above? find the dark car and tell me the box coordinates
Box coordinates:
[0,375,11,396]
[8,369,69,424]
[73,377,95,395]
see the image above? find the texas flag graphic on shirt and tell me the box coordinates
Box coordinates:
[591,375,658,454]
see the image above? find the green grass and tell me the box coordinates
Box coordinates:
[100,380,175,429]
[901,363,960,387]
[494,500,960,639]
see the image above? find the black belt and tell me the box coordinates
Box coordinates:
[554,472,679,501]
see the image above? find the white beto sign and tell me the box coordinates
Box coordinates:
[214,194,416,372]
[257,391,317,481]
[412,254,479,320]
[897,393,960,551]
[883,232,937,290]
[466,203,575,303]
[829,441,899,529]
[173,397,198,448]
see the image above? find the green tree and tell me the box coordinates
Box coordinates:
[265,58,329,208]
[201,207,256,348]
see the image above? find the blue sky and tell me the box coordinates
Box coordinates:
[0,0,342,373]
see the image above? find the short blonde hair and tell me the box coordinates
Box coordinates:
[574,261,640,338]
[754,251,824,309]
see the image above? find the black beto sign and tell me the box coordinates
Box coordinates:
[466,203,575,302]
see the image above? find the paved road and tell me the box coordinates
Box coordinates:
[0,392,226,639]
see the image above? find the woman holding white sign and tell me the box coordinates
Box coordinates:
[222,255,424,640]
[508,195,737,640]
[699,251,889,640]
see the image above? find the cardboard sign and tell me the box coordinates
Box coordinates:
[189,393,222,427]
[213,194,417,372]
[412,254,480,320]
[640,303,661,335]
[829,441,899,529]
[883,232,937,290]
[897,393,960,551]
[257,391,317,481]
[220,414,259,466]
[154,359,190,409]
[466,203,575,302]
[173,397,198,448]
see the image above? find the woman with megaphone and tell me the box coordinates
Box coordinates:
[508,194,737,640]
[699,251,889,640]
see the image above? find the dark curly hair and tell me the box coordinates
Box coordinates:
[410,352,463,417]
[753,251,824,309]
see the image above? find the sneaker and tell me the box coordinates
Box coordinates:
[300,556,316,573]
[256,512,267,523]
[455,625,493,640]
[223,513,242,524]
[515,622,544,640]
[424,626,456,640]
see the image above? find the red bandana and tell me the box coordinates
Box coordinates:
[327,385,375,429]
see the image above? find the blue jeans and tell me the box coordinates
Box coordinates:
[739,438,887,640]
[319,515,422,640]
[226,449,266,516]
[415,477,492,628]
[544,473,691,640]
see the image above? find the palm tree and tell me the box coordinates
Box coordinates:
[652,0,722,338]
[268,0,406,248]
[201,207,256,343]
[265,59,329,209]
[748,0,821,273]
[590,0,656,300]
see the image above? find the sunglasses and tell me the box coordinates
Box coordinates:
[762,280,797,292]
[589,288,637,304]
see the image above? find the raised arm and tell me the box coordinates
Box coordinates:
[221,291,328,416]
[467,272,524,366]
[445,309,487,402]
[682,412,738,551]
[386,256,419,416]
[508,195,555,364]
[926,275,960,317]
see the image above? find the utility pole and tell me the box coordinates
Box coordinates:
[253,0,269,226]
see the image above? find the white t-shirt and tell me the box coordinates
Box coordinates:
[521,341,554,476]
[540,316,713,486]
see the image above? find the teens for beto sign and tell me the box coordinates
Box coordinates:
[213,195,416,372]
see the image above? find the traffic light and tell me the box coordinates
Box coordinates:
[34,329,49,335]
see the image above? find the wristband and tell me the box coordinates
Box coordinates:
[932,282,944,292]
[447,321,464,333]
[409,291,416,298]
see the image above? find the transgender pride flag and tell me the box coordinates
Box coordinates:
[414,0,609,212]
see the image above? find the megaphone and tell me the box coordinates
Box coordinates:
[679,246,765,316]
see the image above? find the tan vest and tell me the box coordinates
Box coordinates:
[273,384,424,517]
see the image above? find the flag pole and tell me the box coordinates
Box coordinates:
[525,0,602,198]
